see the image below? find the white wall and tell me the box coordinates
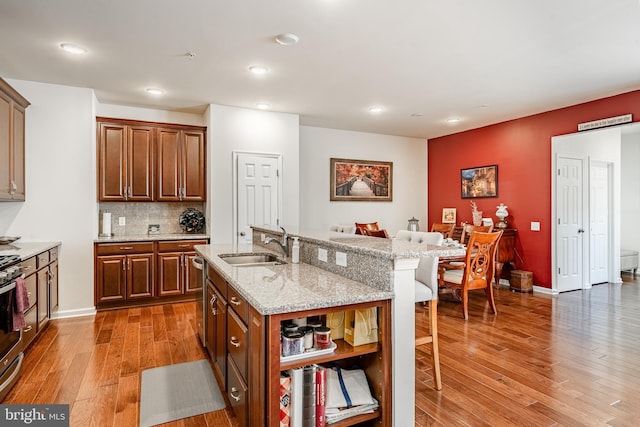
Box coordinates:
[299,126,427,235]
[621,128,640,253]
[206,104,300,244]
[1,79,97,317]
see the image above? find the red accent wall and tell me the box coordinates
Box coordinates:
[428,90,640,288]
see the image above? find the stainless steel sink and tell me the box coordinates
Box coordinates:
[219,252,286,267]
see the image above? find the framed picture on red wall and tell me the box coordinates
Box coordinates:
[461,164,498,198]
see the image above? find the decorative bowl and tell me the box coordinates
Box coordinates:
[0,236,21,245]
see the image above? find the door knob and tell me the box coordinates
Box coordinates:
[239,231,246,236]
[578,229,585,233]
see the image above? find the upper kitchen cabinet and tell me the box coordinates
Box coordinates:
[156,127,206,201]
[97,119,154,202]
[0,78,30,201]
[96,118,206,202]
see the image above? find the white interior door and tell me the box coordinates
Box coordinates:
[589,161,610,284]
[556,156,585,292]
[235,153,281,244]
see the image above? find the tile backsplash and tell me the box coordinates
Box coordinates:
[99,202,206,236]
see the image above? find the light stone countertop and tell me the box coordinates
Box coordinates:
[195,243,394,316]
[252,225,467,259]
[94,233,209,243]
[0,241,61,260]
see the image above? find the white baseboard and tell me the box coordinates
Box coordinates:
[533,285,557,295]
[51,306,97,320]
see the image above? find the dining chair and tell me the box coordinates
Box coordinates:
[329,224,357,234]
[439,230,503,320]
[437,224,494,283]
[430,223,455,239]
[355,222,380,235]
[395,230,444,390]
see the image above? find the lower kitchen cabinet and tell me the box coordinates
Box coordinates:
[95,242,155,306]
[19,244,60,351]
[204,262,391,427]
[94,238,208,310]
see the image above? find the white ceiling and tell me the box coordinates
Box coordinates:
[1,0,639,139]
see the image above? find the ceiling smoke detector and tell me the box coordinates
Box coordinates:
[275,33,299,46]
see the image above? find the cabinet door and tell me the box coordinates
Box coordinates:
[157,252,183,297]
[0,91,12,200]
[185,251,202,294]
[156,128,181,201]
[96,255,127,304]
[10,103,26,200]
[181,130,206,201]
[214,286,227,390]
[36,267,49,330]
[127,253,155,299]
[98,123,127,201]
[127,125,154,201]
[49,260,59,316]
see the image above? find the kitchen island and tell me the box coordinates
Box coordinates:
[196,227,465,426]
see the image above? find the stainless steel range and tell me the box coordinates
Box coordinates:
[0,254,24,402]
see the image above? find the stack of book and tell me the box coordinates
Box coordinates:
[280,365,327,427]
[280,365,377,426]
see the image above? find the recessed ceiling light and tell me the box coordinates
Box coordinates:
[249,65,269,75]
[256,102,270,110]
[446,118,461,123]
[410,112,424,117]
[369,106,384,113]
[59,43,87,55]
[275,33,299,46]
[145,87,165,96]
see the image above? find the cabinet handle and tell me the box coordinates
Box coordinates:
[128,186,132,198]
[123,186,128,200]
[23,325,32,332]
[209,294,217,315]
[230,336,241,348]
[128,259,131,270]
[229,387,241,402]
[178,244,190,248]
[27,291,32,298]
[230,296,241,306]
[23,266,33,271]
[122,259,126,271]
[119,247,134,250]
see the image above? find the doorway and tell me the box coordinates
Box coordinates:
[232,152,282,245]
[552,127,621,292]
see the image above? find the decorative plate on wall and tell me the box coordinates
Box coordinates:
[179,208,205,233]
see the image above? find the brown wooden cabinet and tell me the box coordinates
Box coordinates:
[156,127,206,201]
[204,261,391,427]
[157,239,207,297]
[96,118,206,202]
[97,120,154,201]
[19,245,60,350]
[494,228,517,286]
[94,239,208,309]
[0,78,29,201]
[95,242,155,306]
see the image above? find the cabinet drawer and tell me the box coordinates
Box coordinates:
[207,265,227,298]
[157,239,207,253]
[227,309,248,381]
[95,242,154,255]
[24,273,37,309]
[227,354,248,427]
[21,306,37,350]
[20,257,37,276]
[228,286,248,324]
[49,246,59,262]
[37,251,49,269]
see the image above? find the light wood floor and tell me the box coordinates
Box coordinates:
[4,275,640,426]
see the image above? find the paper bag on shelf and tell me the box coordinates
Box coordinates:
[326,311,345,340]
[344,308,378,347]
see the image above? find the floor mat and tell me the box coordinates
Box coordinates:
[140,359,226,427]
